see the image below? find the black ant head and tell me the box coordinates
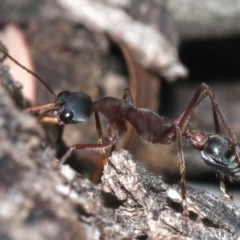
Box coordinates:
[0,46,94,125]
[55,91,93,124]
[201,135,237,177]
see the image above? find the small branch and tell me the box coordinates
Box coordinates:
[57,0,188,81]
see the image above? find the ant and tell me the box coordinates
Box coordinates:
[0,46,239,215]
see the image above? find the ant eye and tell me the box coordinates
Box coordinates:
[59,110,73,123]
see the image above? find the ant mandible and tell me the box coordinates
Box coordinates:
[1,46,239,215]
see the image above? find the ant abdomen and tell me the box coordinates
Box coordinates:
[201,135,240,179]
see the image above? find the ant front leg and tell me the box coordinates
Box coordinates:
[25,103,62,124]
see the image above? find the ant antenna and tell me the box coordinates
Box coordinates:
[0,47,57,100]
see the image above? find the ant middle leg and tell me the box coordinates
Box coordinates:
[87,111,108,183]
[94,111,107,165]
[56,141,114,167]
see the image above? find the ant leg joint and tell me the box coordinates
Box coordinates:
[57,147,75,167]
[219,174,233,200]
[123,88,134,104]
[182,199,189,217]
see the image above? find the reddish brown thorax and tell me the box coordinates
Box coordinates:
[187,131,208,150]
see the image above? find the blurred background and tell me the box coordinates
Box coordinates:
[1,0,240,204]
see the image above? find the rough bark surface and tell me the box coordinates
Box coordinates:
[1,1,240,239]
[1,60,240,239]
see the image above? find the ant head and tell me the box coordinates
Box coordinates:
[201,135,236,176]
[55,91,93,124]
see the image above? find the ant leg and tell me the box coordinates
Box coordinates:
[177,83,219,133]
[202,86,237,145]
[25,103,60,124]
[57,141,114,167]
[200,88,234,198]
[38,116,59,124]
[123,88,134,104]
[107,119,127,153]
[219,173,233,199]
[188,85,238,198]
[94,111,107,165]
[25,103,56,115]
[107,88,133,153]
[177,83,234,143]
[163,84,224,205]
[176,126,188,216]
[91,111,108,182]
